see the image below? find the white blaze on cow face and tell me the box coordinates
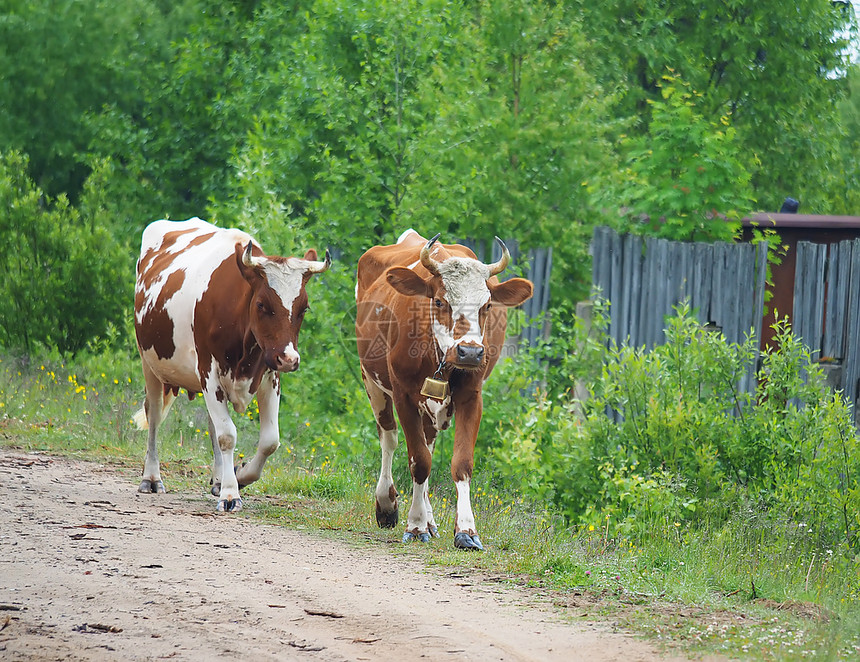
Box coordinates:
[260,260,309,368]
[259,259,310,323]
[432,257,491,356]
[243,253,320,371]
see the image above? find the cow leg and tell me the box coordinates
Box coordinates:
[138,364,167,495]
[451,388,484,551]
[208,416,222,496]
[422,476,438,539]
[422,420,440,538]
[397,403,433,542]
[202,386,242,512]
[236,373,280,488]
[361,371,399,528]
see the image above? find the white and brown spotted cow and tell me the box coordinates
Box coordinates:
[134,218,330,511]
[355,230,533,549]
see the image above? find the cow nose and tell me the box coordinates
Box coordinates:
[456,344,484,366]
[276,350,300,372]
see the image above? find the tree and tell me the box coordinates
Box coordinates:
[607,73,755,241]
[214,0,616,302]
[405,0,617,300]
[213,0,472,257]
[0,0,192,200]
[86,1,269,232]
[576,0,852,213]
[834,63,860,214]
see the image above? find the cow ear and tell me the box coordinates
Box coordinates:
[386,267,432,297]
[490,277,533,307]
[302,248,318,261]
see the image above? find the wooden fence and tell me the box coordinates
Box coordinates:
[591,226,769,394]
[791,238,860,408]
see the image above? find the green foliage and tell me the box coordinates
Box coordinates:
[210,0,615,304]
[407,0,617,301]
[490,304,860,556]
[834,63,860,215]
[88,2,260,227]
[576,0,850,213]
[610,73,755,241]
[0,151,132,354]
[0,0,194,199]
[214,0,469,256]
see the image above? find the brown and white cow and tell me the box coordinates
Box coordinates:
[134,218,330,512]
[355,230,533,549]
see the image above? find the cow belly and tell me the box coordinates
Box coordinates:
[197,357,257,414]
[140,347,202,393]
[215,376,256,413]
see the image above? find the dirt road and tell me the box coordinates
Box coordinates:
[0,450,693,661]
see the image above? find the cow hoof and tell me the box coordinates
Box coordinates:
[375,501,399,529]
[217,497,243,512]
[402,531,431,543]
[138,479,165,494]
[453,532,484,551]
[428,524,439,538]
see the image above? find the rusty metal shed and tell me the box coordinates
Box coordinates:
[741,213,860,350]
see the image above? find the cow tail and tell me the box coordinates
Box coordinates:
[132,406,149,431]
[132,391,178,431]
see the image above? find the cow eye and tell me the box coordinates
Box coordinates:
[434,299,443,308]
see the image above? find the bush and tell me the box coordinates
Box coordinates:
[490,304,860,554]
[0,151,132,354]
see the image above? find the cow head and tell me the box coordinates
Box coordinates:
[236,242,331,372]
[385,234,533,370]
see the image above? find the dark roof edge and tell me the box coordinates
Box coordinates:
[743,213,860,229]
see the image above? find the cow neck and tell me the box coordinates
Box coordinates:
[239,322,267,393]
[429,302,450,380]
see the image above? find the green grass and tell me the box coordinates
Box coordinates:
[2,350,859,660]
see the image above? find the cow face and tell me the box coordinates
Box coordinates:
[236,243,331,372]
[386,236,533,370]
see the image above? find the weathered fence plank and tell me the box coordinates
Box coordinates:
[823,240,852,359]
[793,242,827,356]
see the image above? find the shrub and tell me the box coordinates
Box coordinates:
[0,151,131,354]
[490,304,860,554]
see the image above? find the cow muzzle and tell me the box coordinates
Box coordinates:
[454,343,484,367]
[270,348,300,372]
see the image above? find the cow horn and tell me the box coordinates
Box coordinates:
[487,237,510,276]
[420,233,442,276]
[242,241,260,267]
[306,248,332,274]
[487,237,511,276]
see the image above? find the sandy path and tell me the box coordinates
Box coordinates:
[0,450,692,661]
